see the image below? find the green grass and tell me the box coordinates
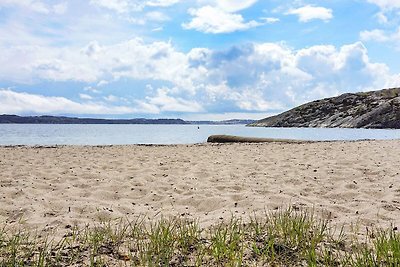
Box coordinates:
[0,208,398,266]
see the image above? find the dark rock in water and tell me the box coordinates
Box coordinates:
[249,88,400,129]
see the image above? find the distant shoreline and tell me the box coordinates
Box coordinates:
[0,114,255,125]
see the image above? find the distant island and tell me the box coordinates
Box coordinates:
[0,114,255,125]
[249,87,400,129]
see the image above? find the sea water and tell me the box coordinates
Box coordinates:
[0,124,400,145]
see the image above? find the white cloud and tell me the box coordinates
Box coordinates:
[360,29,390,42]
[146,0,181,7]
[188,41,396,110]
[286,5,333,22]
[0,37,398,114]
[214,0,258,12]
[298,42,394,92]
[84,86,101,94]
[127,10,170,25]
[145,11,170,22]
[104,95,120,102]
[367,1,400,25]
[141,88,204,112]
[367,0,400,10]
[230,90,284,111]
[183,6,261,34]
[83,41,102,58]
[261,17,280,24]
[360,27,400,47]
[196,0,258,12]
[383,73,400,86]
[79,93,93,100]
[0,38,190,86]
[0,0,68,15]
[90,0,140,13]
[53,2,68,14]
[90,0,180,13]
[375,12,389,24]
[97,80,109,87]
[0,0,50,13]
[0,89,139,115]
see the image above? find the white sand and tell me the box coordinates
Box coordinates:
[0,140,399,235]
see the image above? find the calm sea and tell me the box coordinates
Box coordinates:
[0,124,400,145]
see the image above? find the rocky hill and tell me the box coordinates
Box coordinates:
[249,88,400,129]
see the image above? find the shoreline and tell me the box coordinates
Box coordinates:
[1,137,397,148]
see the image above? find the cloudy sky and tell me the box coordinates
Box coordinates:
[0,0,400,120]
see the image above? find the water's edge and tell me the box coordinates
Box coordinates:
[1,124,400,145]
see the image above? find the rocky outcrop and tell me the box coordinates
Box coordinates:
[249,88,400,129]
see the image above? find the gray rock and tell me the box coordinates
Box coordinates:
[249,88,400,129]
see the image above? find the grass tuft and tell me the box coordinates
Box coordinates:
[0,208,398,266]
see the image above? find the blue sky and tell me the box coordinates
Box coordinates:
[0,0,399,120]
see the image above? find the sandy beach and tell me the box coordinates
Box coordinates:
[0,140,399,236]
